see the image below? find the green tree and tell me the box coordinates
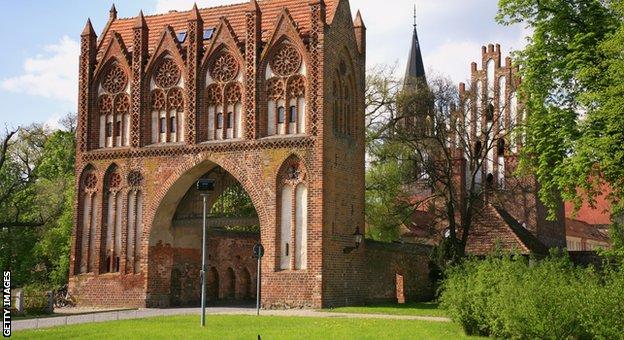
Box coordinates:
[496,0,622,229]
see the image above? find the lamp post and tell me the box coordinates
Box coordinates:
[197,178,215,327]
[343,227,364,254]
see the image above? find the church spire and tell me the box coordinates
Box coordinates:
[404,5,426,88]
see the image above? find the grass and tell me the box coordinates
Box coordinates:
[325,302,447,318]
[13,314,479,339]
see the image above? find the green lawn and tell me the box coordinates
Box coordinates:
[325,302,447,318]
[13,315,478,339]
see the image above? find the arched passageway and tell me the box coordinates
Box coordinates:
[149,163,261,307]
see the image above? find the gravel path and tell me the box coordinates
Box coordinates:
[13,307,451,331]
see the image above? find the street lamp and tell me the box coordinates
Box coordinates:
[197,178,215,327]
[343,227,364,254]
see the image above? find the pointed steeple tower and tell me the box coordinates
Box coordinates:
[404,5,425,89]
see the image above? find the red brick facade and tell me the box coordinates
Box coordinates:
[70,0,431,309]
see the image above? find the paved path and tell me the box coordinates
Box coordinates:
[13,307,451,331]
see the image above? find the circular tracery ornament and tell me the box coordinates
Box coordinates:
[151,90,166,110]
[210,53,239,83]
[206,84,223,105]
[288,76,306,98]
[127,171,143,187]
[267,78,285,100]
[155,59,181,88]
[225,83,242,104]
[102,65,128,94]
[99,95,113,112]
[115,95,130,113]
[271,44,302,77]
[108,173,122,189]
[168,88,184,110]
[83,173,97,189]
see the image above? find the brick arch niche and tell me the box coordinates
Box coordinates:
[146,157,264,307]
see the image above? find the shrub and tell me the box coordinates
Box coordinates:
[21,284,53,315]
[439,253,624,339]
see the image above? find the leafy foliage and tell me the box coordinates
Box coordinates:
[0,117,75,288]
[440,253,624,339]
[497,0,623,230]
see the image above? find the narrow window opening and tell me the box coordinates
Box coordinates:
[106,122,113,137]
[169,117,176,133]
[226,112,233,129]
[217,113,223,129]
[289,106,297,123]
[115,121,121,136]
[159,118,166,133]
[278,107,285,124]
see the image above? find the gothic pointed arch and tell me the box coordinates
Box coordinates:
[201,17,243,70]
[145,26,185,77]
[263,34,308,137]
[202,38,245,141]
[101,163,124,274]
[147,45,186,145]
[94,31,131,81]
[74,164,99,275]
[95,56,131,149]
[275,154,308,271]
[333,46,357,137]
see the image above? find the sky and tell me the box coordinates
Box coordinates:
[0,0,527,129]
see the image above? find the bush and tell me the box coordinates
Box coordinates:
[21,284,53,315]
[439,253,624,339]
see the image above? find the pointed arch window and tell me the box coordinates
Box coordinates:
[102,166,123,274]
[98,63,130,149]
[126,171,144,274]
[333,59,355,137]
[278,159,308,271]
[205,51,243,141]
[150,58,185,144]
[75,167,99,275]
[266,42,306,137]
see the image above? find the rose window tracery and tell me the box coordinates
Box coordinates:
[167,88,184,110]
[206,84,223,105]
[102,65,128,94]
[108,173,122,189]
[225,83,242,104]
[99,96,113,113]
[83,173,98,189]
[127,171,143,187]
[210,53,239,83]
[151,90,166,110]
[115,95,130,113]
[155,59,181,88]
[288,76,306,98]
[267,78,286,100]
[271,44,302,77]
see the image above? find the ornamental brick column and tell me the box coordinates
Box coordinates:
[185,4,203,145]
[308,0,326,137]
[244,0,261,140]
[132,11,148,148]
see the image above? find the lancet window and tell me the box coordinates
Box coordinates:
[98,64,130,148]
[150,58,185,144]
[206,51,243,141]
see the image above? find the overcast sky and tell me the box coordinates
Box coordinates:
[0,0,527,129]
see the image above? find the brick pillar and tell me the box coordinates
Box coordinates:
[308,0,326,136]
[70,19,97,278]
[132,11,148,148]
[185,5,203,145]
[244,0,261,140]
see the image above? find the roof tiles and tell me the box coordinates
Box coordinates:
[99,0,338,54]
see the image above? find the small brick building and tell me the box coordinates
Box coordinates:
[69,0,432,309]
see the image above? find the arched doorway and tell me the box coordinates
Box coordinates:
[240,268,253,300]
[148,161,261,307]
[223,267,236,301]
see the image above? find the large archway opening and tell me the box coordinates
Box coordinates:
[151,163,261,307]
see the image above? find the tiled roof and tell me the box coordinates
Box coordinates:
[565,218,610,243]
[99,0,339,53]
[466,204,549,256]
